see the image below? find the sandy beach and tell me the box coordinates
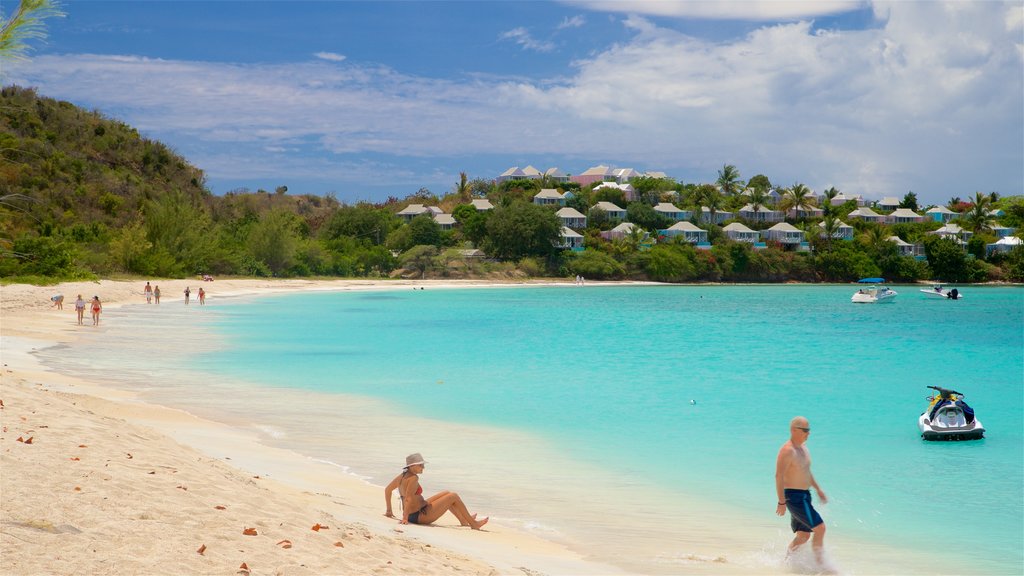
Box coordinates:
[2,278,638,576]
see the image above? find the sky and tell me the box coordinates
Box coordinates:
[4,0,1023,206]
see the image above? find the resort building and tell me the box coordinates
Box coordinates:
[925,206,958,223]
[787,205,824,220]
[593,181,636,202]
[653,202,691,221]
[471,199,494,211]
[929,223,972,244]
[496,165,543,183]
[601,222,642,241]
[992,225,1016,238]
[987,236,1022,257]
[818,220,855,240]
[592,201,627,221]
[989,208,1006,218]
[533,188,566,206]
[612,168,643,183]
[697,207,733,224]
[876,197,901,211]
[433,213,457,231]
[722,222,761,244]
[738,203,784,223]
[572,165,614,187]
[661,221,709,246]
[645,171,668,179]
[397,204,432,222]
[544,167,570,183]
[847,207,885,223]
[557,226,585,251]
[762,222,807,249]
[887,236,923,258]
[830,193,865,206]
[887,208,924,224]
[556,207,587,229]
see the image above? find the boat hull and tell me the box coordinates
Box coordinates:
[918,414,985,441]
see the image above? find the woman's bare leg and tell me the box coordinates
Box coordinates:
[416,493,488,529]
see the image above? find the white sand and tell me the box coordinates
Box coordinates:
[1,279,631,576]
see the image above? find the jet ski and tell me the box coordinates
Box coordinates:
[919,386,984,441]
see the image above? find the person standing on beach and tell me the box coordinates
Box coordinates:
[90,296,102,326]
[184,286,190,305]
[198,287,205,305]
[74,295,86,325]
[144,281,153,304]
[385,453,488,530]
[776,416,829,568]
[153,285,161,304]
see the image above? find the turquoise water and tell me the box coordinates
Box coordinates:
[39,284,1024,573]
[189,285,1024,573]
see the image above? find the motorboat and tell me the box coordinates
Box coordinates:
[920,285,961,299]
[851,278,897,303]
[919,386,984,441]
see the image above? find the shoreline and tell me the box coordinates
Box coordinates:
[2,279,1010,575]
[2,279,634,576]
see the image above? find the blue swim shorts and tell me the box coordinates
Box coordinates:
[784,489,823,533]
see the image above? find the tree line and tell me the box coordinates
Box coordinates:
[2,86,1023,284]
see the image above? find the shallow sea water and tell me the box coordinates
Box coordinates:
[40,285,1024,574]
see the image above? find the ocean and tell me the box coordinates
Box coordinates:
[39,284,1024,574]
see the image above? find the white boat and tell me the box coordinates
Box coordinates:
[851,278,897,303]
[919,386,984,441]
[920,286,962,299]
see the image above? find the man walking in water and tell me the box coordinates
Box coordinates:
[776,416,829,568]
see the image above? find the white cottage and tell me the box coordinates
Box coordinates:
[722,222,761,244]
[661,221,708,245]
[556,207,587,229]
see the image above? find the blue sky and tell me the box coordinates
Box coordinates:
[5,1,1023,206]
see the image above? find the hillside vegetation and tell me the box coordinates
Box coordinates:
[2,85,1023,284]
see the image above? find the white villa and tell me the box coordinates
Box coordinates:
[819,219,854,240]
[593,201,627,220]
[887,208,924,224]
[397,204,432,221]
[471,199,494,211]
[544,167,570,183]
[434,213,457,231]
[787,205,824,220]
[601,222,642,240]
[654,202,691,221]
[877,197,901,211]
[661,221,709,245]
[987,236,1022,256]
[848,207,885,223]
[533,188,566,206]
[830,193,865,206]
[722,222,761,244]
[929,223,972,244]
[762,222,806,248]
[697,207,733,224]
[557,226,584,251]
[593,181,636,202]
[887,235,919,257]
[556,207,587,229]
[738,203,784,223]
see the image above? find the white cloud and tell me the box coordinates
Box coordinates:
[499,27,556,52]
[562,0,864,21]
[314,51,346,62]
[7,1,1020,203]
[558,15,587,29]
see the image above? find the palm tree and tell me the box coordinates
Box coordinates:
[780,183,815,218]
[716,164,744,198]
[819,214,840,250]
[456,171,470,202]
[691,184,723,225]
[962,191,994,233]
[858,224,891,255]
[0,0,64,64]
[747,187,771,221]
[946,197,962,210]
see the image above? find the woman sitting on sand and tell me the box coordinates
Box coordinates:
[383,453,488,530]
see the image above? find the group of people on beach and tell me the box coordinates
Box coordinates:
[53,280,209,327]
[385,416,830,570]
